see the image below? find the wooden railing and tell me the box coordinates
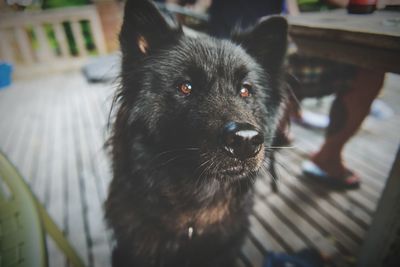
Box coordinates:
[0,5,106,78]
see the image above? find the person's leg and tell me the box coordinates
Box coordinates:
[275,93,301,146]
[309,68,385,180]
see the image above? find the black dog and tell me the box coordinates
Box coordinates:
[105,0,287,266]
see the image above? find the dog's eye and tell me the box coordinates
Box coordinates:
[240,82,252,98]
[178,81,192,96]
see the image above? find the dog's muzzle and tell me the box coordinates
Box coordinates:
[221,122,264,160]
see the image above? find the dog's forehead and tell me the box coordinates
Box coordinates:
[176,36,257,72]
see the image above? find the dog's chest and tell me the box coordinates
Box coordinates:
[174,200,231,237]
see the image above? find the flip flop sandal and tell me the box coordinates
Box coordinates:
[302,160,360,189]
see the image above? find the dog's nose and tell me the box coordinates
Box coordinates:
[222,122,264,160]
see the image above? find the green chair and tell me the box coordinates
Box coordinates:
[0,151,86,267]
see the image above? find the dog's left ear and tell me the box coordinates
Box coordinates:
[232,16,288,74]
[120,0,182,60]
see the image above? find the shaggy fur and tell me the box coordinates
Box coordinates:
[105,1,288,266]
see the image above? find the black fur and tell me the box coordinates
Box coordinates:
[105,1,288,266]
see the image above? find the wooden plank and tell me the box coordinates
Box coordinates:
[46,84,68,267]
[80,83,111,201]
[18,90,47,185]
[88,15,107,55]
[251,181,291,254]
[290,146,382,208]
[249,214,285,252]
[0,90,12,150]
[235,258,248,267]
[1,87,26,160]
[0,90,25,158]
[291,124,384,197]
[71,89,95,267]
[75,78,112,266]
[253,198,308,252]
[14,27,34,64]
[255,181,339,256]
[12,82,68,266]
[92,81,114,121]
[53,22,71,58]
[86,84,114,200]
[6,94,36,185]
[278,147,372,226]
[71,20,87,57]
[345,140,395,184]
[2,90,42,180]
[238,252,253,267]
[279,149,373,227]
[30,86,54,203]
[352,116,399,164]
[63,77,90,266]
[260,167,361,254]
[272,154,366,242]
[81,82,111,184]
[23,81,53,187]
[46,237,67,267]
[241,237,265,267]
[5,85,39,163]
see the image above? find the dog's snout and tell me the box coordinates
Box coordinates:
[222,122,264,160]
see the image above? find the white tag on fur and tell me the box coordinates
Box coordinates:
[188,226,194,239]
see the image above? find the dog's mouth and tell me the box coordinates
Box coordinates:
[221,165,245,176]
[218,160,261,180]
[198,146,265,181]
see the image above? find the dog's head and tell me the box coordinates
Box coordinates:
[115,0,287,183]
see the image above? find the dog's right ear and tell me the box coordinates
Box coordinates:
[232,16,288,75]
[120,0,182,59]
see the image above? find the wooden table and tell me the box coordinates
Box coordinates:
[288,10,400,267]
[288,10,400,73]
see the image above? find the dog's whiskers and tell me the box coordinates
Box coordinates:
[267,145,296,149]
[194,157,213,189]
[259,160,277,185]
[199,155,216,180]
[149,147,200,167]
[154,147,200,158]
[155,154,186,169]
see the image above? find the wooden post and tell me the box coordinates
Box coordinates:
[14,27,34,64]
[88,11,107,55]
[71,20,87,57]
[0,31,15,63]
[33,24,53,62]
[53,22,70,58]
[357,147,400,267]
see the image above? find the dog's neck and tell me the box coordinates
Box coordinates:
[159,185,253,239]
[177,196,232,232]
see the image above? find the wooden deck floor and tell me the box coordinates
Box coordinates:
[0,71,399,267]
